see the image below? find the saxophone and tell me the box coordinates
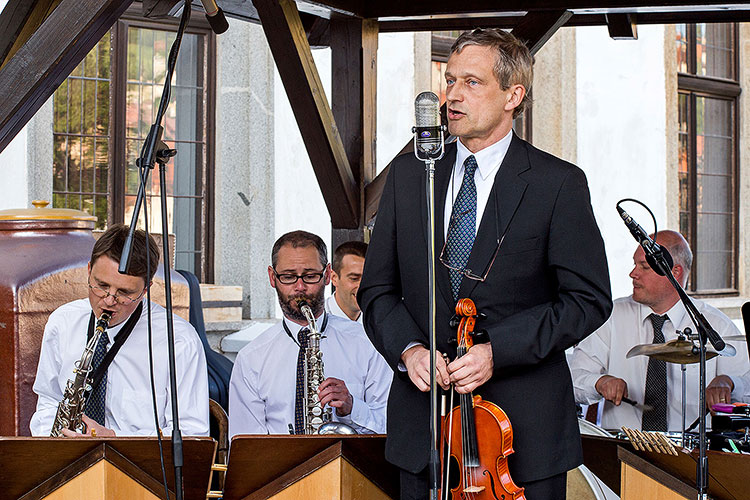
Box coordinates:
[297,300,356,435]
[50,311,112,436]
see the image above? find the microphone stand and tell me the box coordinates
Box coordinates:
[413,125,446,500]
[640,241,731,500]
[119,5,191,500]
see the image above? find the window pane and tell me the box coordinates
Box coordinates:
[123,26,208,277]
[696,213,732,290]
[695,23,734,79]
[676,24,688,73]
[52,35,111,230]
[695,96,732,175]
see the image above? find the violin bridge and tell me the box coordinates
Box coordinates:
[463,486,485,494]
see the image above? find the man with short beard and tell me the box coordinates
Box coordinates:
[228,230,391,436]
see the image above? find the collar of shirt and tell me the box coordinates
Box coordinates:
[282,313,325,338]
[327,293,361,323]
[445,130,513,238]
[454,129,513,185]
[636,299,688,338]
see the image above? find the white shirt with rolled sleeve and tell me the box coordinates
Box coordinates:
[30,298,210,436]
[570,295,750,431]
[228,314,392,437]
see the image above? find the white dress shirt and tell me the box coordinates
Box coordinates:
[325,293,362,324]
[30,299,210,436]
[570,296,750,431]
[443,131,512,239]
[228,314,392,437]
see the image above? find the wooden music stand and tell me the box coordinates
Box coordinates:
[0,436,215,499]
[222,435,399,500]
[618,445,750,500]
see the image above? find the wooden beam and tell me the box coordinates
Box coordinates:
[511,9,572,55]
[330,17,377,240]
[606,13,638,40]
[0,0,132,153]
[0,0,60,69]
[254,0,359,228]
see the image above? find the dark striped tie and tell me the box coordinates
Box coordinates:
[445,155,478,300]
[642,313,669,431]
[85,330,109,426]
[293,328,310,434]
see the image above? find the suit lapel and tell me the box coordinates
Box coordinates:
[420,143,457,309]
[459,134,530,299]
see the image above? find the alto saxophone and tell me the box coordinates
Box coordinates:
[50,311,112,436]
[297,300,356,435]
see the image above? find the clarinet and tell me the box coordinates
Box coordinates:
[50,311,112,436]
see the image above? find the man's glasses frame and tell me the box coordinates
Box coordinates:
[88,277,146,305]
[273,269,326,285]
[439,235,505,282]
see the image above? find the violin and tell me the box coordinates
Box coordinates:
[440,298,525,500]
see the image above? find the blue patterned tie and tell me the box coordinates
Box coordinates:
[642,314,669,431]
[445,155,478,300]
[85,329,109,426]
[294,328,310,434]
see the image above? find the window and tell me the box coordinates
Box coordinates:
[676,23,739,294]
[52,6,215,281]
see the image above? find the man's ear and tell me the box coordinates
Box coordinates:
[268,266,277,289]
[324,263,332,286]
[504,84,526,112]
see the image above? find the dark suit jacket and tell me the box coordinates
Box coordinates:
[358,134,613,482]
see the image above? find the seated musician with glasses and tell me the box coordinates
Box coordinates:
[570,230,750,432]
[30,224,209,437]
[228,230,391,437]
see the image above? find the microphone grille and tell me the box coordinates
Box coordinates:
[415,91,440,128]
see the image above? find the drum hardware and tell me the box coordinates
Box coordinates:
[625,326,735,364]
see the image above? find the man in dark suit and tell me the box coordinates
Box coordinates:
[358,28,612,499]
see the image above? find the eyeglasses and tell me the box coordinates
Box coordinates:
[88,278,145,305]
[273,269,325,285]
[439,235,504,282]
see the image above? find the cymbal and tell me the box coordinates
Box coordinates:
[626,339,725,364]
[723,335,747,342]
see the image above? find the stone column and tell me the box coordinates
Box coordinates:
[214,20,276,320]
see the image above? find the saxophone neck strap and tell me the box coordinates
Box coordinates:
[87,301,144,391]
[282,311,329,347]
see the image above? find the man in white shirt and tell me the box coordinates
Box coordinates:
[325,241,367,323]
[228,231,391,437]
[570,230,750,431]
[30,224,210,437]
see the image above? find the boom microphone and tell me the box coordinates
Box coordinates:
[616,203,673,276]
[198,0,229,34]
[413,92,445,161]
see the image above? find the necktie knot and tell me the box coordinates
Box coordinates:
[647,314,668,342]
[298,327,310,348]
[463,155,478,177]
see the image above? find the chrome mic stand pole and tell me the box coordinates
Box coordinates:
[425,156,439,500]
[412,109,446,500]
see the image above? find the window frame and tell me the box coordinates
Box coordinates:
[677,23,740,296]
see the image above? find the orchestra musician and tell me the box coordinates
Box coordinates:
[326,240,368,323]
[358,28,612,499]
[570,230,750,431]
[228,230,390,437]
[30,224,209,437]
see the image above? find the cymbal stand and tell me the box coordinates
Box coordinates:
[643,246,720,500]
[677,328,688,448]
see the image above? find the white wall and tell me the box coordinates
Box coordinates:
[0,128,29,209]
[576,25,667,299]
